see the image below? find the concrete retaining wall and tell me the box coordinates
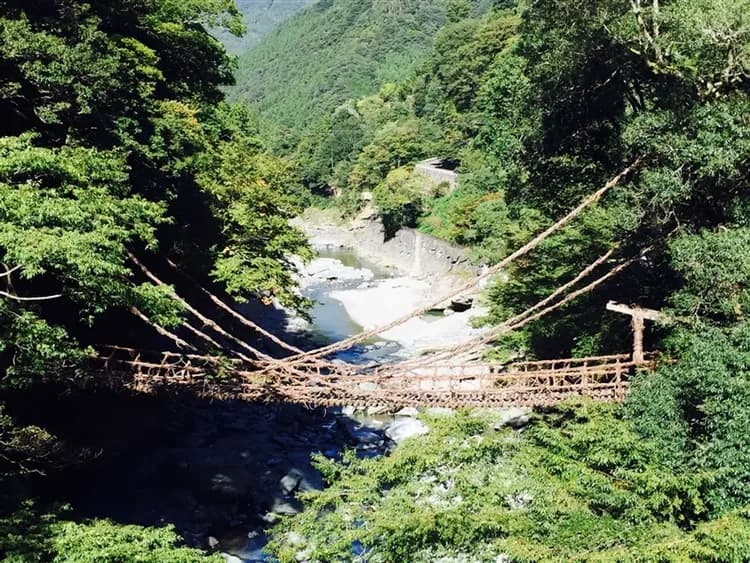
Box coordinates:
[354,219,475,280]
[414,158,458,192]
[297,214,479,295]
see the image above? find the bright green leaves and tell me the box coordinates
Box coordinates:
[669,228,750,321]
[270,406,729,562]
[147,100,208,176]
[0,502,221,563]
[0,136,171,380]
[347,119,428,193]
[0,135,128,193]
[372,167,427,237]
[198,105,312,310]
[0,305,88,385]
[0,10,163,143]
[629,323,750,514]
[49,520,222,563]
[524,403,709,527]
[0,136,166,308]
[154,0,245,36]
[131,284,184,328]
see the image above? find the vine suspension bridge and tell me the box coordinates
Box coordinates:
[98,162,660,409]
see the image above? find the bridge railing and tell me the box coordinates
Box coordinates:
[94,346,657,408]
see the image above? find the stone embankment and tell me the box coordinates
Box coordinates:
[414,157,459,192]
[294,208,480,298]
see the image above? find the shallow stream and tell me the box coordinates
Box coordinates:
[62,247,411,563]
[301,247,402,364]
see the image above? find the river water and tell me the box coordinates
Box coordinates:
[213,249,402,560]
[305,248,373,342]
[61,248,403,563]
[301,247,402,364]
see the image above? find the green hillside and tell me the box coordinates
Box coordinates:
[212,0,317,54]
[230,0,487,136]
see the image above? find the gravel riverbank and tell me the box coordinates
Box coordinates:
[293,210,490,358]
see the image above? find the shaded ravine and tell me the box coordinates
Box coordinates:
[50,248,421,563]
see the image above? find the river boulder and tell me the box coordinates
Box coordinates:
[386,419,429,443]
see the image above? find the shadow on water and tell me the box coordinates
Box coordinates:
[20,248,399,561]
[11,384,384,561]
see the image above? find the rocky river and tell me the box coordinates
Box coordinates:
[55,236,479,563]
[51,212,497,562]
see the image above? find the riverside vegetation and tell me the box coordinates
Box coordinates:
[2,0,750,561]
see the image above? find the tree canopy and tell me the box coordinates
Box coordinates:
[0,1,309,558]
[265,0,750,559]
[4,0,750,559]
[0,0,311,385]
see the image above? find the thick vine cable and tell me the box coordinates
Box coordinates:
[120,161,643,386]
[284,160,641,362]
[128,253,276,362]
[163,258,306,355]
[404,249,649,367]
[390,247,620,369]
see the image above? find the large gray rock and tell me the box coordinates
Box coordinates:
[301,258,374,285]
[386,419,429,443]
[280,468,324,495]
[490,407,533,430]
[280,471,301,495]
[271,496,303,516]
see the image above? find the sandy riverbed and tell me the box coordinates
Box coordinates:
[328,276,488,357]
[291,210,491,358]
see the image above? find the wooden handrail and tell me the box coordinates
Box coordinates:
[94,348,658,409]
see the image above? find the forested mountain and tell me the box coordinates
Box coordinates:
[212,0,317,54]
[298,0,750,360]
[270,1,750,559]
[229,0,494,139]
[4,0,750,560]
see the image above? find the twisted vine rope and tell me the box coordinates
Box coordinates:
[123,161,643,378]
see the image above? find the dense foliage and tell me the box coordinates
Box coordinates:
[229,0,500,145]
[211,0,316,54]
[0,0,310,385]
[270,405,750,562]
[0,0,308,558]
[1,502,221,562]
[253,0,750,560]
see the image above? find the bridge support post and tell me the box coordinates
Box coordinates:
[631,313,645,364]
[606,302,661,364]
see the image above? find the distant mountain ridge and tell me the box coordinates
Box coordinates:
[214,0,317,54]
[228,0,460,137]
